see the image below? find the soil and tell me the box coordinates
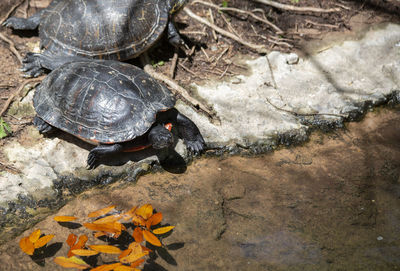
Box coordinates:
[0,106,399,270]
[0,0,400,149]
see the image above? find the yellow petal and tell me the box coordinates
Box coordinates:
[34,234,54,248]
[89,245,122,254]
[54,216,78,222]
[153,226,175,235]
[54,256,90,269]
[29,229,41,243]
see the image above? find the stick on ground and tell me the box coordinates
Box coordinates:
[140,54,218,122]
[183,7,268,54]
[251,0,341,13]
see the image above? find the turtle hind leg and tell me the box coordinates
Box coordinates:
[33,116,57,134]
[87,144,124,169]
[22,52,91,77]
[2,11,43,30]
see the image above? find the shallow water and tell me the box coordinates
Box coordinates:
[1,107,400,270]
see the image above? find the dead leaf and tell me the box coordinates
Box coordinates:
[29,229,41,243]
[153,226,175,235]
[19,237,35,255]
[88,205,116,218]
[89,245,122,254]
[142,230,162,247]
[120,251,148,265]
[34,234,55,249]
[54,256,90,269]
[54,216,78,222]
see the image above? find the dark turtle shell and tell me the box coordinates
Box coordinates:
[40,0,170,60]
[33,60,175,143]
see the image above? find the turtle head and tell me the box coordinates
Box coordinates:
[168,0,188,15]
[148,124,174,149]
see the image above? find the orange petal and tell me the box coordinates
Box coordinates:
[142,230,162,247]
[130,258,145,268]
[90,263,122,271]
[83,222,121,234]
[118,248,132,260]
[94,231,107,238]
[149,212,163,226]
[132,228,143,243]
[88,205,116,218]
[128,242,143,255]
[54,256,90,269]
[89,245,122,254]
[93,214,121,224]
[135,204,153,220]
[70,249,99,256]
[131,215,146,227]
[121,206,137,221]
[153,226,175,235]
[34,234,55,248]
[69,235,88,257]
[66,233,77,247]
[29,229,41,243]
[120,251,148,265]
[19,237,35,255]
[115,265,138,271]
[54,216,78,222]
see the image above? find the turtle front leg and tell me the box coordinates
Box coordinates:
[167,21,188,51]
[174,110,205,154]
[87,144,124,169]
[2,11,43,30]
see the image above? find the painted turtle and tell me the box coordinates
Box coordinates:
[33,59,205,169]
[3,0,188,77]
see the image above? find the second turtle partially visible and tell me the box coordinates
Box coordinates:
[4,0,188,77]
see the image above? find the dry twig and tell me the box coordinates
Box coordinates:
[251,0,341,13]
[193,0,283,33]
[184,7,268,54]
[0,33,23,64]
[140,53,217,122]
[169,51,179,78]
[0,78,43,117]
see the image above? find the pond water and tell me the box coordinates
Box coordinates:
[0,107,399,270]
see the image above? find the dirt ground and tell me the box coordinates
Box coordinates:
[0,106,399,270]
[0,0,400,156]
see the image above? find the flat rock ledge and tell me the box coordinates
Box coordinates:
[0,23,399,243]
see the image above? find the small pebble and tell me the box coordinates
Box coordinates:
[377,236,383,241]
[286,53,299,65]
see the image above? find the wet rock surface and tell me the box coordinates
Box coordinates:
[0,107,399,270]
[0,23,400,244]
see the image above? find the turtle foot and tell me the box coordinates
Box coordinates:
[2,17,31,30]
[33,116,55,134]
[21,52,45,77]
[185,135,206,154]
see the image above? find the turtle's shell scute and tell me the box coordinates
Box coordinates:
[33,60,175,143]
[40,0,169,59]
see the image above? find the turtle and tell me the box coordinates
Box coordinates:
[3,0,188,77]
[33,59,205,169]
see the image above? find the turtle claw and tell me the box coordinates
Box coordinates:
[186,137,206,155]
[20,53,44,77]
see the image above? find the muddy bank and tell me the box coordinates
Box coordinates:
[1,106,399,270]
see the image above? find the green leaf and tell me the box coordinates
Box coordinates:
[151,60,165,68]
[222,1,228,8]
[0,117,11,139]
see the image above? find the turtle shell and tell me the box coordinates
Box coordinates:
[33,60,176,143]
[40,0,169,60]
